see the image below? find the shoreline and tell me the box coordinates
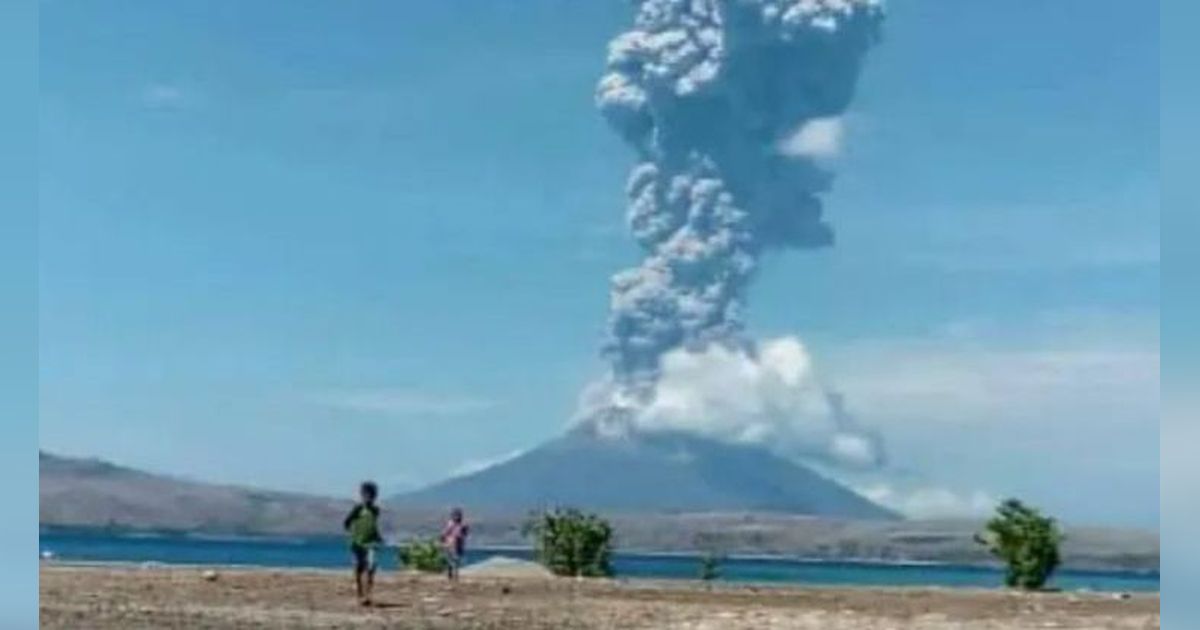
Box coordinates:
[40,526,1160,577]
[38,550,1161,583]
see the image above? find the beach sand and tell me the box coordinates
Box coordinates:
[40,564,1158,629]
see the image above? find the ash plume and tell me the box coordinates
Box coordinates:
[579,0,885,469]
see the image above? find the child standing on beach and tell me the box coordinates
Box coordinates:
[440,507,469,581]
[343,481,383,606]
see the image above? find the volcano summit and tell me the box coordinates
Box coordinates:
[395,428,896,520]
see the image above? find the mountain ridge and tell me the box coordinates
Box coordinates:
[39,450,353,535]
[38,450,1159,572]
[392,428,898,520]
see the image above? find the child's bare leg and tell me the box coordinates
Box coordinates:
[361,548,377,604]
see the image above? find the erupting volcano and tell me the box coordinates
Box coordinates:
[399,0,893,519]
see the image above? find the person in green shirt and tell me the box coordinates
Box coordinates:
[342,481,382,606]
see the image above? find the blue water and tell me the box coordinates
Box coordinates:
[39,529,1158,593]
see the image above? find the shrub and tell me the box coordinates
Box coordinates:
[694,533,724,582]
[698,551,722,581]
[523,507,613,577]
[397,538,448,573]
[975,498,1063,590]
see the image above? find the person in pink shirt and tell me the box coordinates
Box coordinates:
[440,507,469,581]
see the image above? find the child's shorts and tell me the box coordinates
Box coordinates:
[443,547,462,570]
[351,544,377,572]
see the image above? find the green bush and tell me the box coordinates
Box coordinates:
[523,507,613,577]
[694,533,724,582]
[975,498,1063,590]
[396,538,448,573]
[698,551,722,581]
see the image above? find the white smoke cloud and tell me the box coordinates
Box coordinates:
[600,336,885,470]
[854,483,999,520]
[448,449,525,479]
[829,433,878,468]
[778,117,845,159]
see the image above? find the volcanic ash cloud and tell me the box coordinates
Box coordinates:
[637,336,886,469]
[579,0,885,467]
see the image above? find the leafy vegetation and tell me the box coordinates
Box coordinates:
[523,507,614,577]
[975,498,1063,590]
[396,539,448,573]
[698,551,722,581]
[694,533,724,582]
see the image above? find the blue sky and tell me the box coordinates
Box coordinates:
[1162,0,1198,620]
[3,0,37,623]
[39,1,1158,527]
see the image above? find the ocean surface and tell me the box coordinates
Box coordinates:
[39,529,1158,593]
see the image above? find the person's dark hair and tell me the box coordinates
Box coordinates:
[359,481,378,500]
[450,507,463,520]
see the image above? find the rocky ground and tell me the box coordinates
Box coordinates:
[40,564,1159,629]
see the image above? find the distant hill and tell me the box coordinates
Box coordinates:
[393,428,898,520]
[39,451,351,536]
[39,450,1159,572]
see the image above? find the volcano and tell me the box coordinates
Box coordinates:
[394,429,898,520]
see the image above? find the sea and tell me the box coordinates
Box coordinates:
[39,528,1158,593]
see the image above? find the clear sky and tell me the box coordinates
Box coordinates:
[4,0,38,624]
[1162,0,1197,621]
[39,0,1159,527]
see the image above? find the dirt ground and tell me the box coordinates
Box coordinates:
[39,564,1159,629]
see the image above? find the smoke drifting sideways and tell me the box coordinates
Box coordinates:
[641,336,886,469]
[578,0,885,471]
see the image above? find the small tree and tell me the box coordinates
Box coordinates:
[397,538,448,573]
[698,551,722,582]
[975,498,1063,590]
[523,507,613,577]
[694,533,724,582]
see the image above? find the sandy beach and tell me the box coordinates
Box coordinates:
[40,564,1158,629]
